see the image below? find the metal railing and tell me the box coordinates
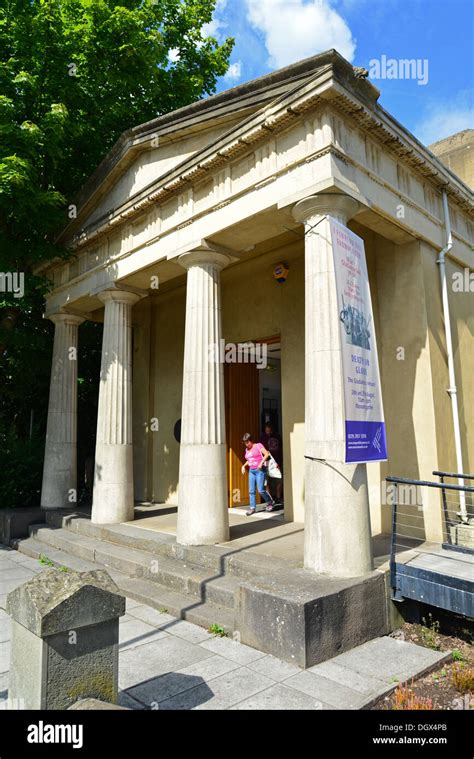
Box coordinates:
[386,475,474,570]
[385,474,474,615]
[433,470,474,552]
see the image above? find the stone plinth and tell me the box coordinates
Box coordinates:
[6,568,125,710]
[238,569,389,668]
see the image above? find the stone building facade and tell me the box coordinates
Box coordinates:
[37,50,474,580]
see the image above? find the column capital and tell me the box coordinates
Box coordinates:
[177,239,237,271]
[292,193,361,226]
[96,289,142,307]
[47,312,85,327]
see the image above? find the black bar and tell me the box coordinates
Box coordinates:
[386,476,474,492]
[389,481,398,590]
[433,469,474,479]
[440,475,451,545]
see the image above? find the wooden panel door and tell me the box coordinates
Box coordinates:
[225,362,260,507]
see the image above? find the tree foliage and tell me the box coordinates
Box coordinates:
[0,0,234,506]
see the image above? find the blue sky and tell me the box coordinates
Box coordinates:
[202,0,473,146]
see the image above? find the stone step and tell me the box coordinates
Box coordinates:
[116,577,235,634]
[27,524,240,610]
[15,536,235,634]
[44,509,294,579]
[15,536,99,572]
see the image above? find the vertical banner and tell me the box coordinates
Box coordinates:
[329,218,388,463]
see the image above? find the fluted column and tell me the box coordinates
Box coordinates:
[91,290,140,524]
[293,194,373,577]
[41,313,84,510]
[177,248,233,545]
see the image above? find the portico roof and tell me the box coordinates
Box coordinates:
[57,49,378,246]
[54,48,473,255]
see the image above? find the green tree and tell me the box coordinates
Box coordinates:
[0,0,234,507]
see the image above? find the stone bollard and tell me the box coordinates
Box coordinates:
[6,568,125,710]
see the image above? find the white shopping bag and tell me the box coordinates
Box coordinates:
[267,454,282,479]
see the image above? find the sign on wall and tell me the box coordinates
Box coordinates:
[329,217,388,464]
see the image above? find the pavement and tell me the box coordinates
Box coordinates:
[0,544,449,710]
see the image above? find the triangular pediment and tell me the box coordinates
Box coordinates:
[58,50,376,246]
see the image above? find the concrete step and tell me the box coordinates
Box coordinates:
[15,536,236,634]
[116,576,235,634]
[43,509,294,579]
[27,524,240,610]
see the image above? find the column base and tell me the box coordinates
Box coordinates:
[177,443,229,545]
[92,444,134,524]
[304,458,373,577]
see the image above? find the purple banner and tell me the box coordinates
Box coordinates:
[345,420,388,463]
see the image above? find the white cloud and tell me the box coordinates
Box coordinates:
[225,61,243,82]
[202,0,228,38]
[245,0,356,68]
[414,91,473,146]
[168,48,180,63]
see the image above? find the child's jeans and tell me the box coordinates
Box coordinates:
[248,467,272,509]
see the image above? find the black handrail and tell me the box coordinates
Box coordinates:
[433,470,474,480]
[386,475,474,492]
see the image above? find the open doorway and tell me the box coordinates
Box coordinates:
[225,337,283,510]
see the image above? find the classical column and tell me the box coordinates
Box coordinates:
[177,247,233,545]
[292,194,373,577]
[91,290,141,524]
[41,313,84,510]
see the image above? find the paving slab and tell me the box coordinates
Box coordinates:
[126,655,240,707]
[199,635,267,665]
[125,597,144,611]
[285,670,371,709]
[320,636,450,685]
[308,658,389,696]
[118,635,214,690]
[126,605,182,630]
[176,654,241,683]
[10,556,43,571]
[161,619,214,644]
[119,618,169,651]
[126,671,211,707]
[246,654,302,682]
[231,682,331,710]
[1,567,35,582]
[118,690,146,710]
[158,666,273,710]
[126,605,177,628]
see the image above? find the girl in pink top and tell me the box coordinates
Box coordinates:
[241,432,275,515]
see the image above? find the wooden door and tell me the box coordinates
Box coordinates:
[225,362,260,507]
